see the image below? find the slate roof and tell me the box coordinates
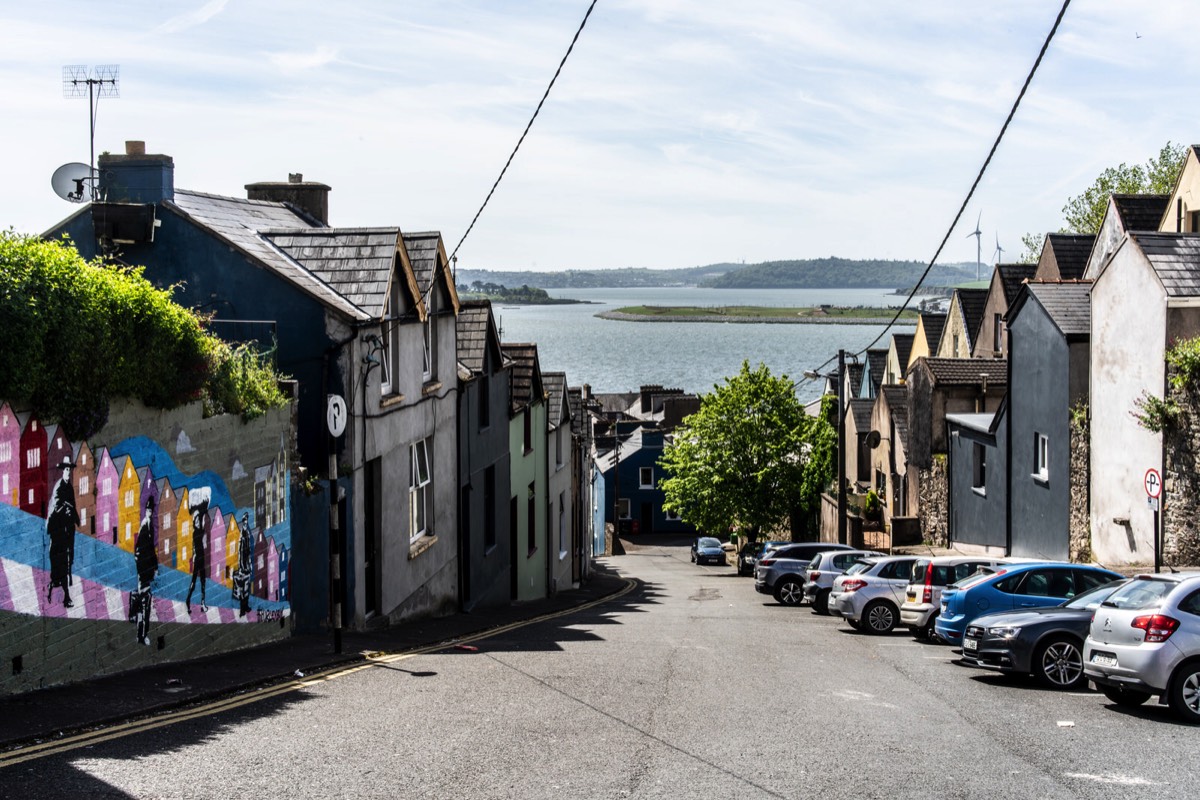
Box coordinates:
[502,343,543,412]
[954,288,989,348]
[169,190,366,321]
[1025,281,1092,336]
[263,227,401,319]
[845,363,865,398]
[567,387,585,436]
[892,333,915,370]
[1130,233,1200,297]
[847,398,873,432]
[865,348,888,392]
[456,300,497,375]
[1044,234,1096,280]
[997,263,1037,303]
[919,357,1008,387]
[543,371,568,429]
[919,313,947,354]
[1112,194,1170,232]
[881,386,909,452]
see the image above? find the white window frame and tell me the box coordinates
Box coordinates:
[639,467,654,488]
[664,507,681,522]
[1033,432,1049,481]
[409,438,432,541]
[558,492,567,558]
[422,293,435,382]
[379,299,393,396]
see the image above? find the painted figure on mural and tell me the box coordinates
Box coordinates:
[45,456,79,608]
[130,496,158,645]
[185,488,210,615]
[232,511,254,617]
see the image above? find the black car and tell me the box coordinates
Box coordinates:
[961,578,1128,689]
[737,541,766,576]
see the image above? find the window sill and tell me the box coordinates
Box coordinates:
[381,393,406,409]
[527,547,538,559]
[972,487,986,497]
[1031,473,1049,486]
[422,381,442,397]
[408,534,437,560]
[559,549,568,561]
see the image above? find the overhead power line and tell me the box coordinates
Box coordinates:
[448,0,600,267]
[798,0,1072,386]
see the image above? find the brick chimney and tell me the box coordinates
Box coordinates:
[97,140,174,204]
[245,172,331,225]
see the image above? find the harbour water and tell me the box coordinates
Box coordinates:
[493,287,913,403]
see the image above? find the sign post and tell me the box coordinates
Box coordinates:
[327,395,347,653]
[1145,468,1162,573]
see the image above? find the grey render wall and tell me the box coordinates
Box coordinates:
[947,420,1006,550]
[1008,303,1071,560]
[457,366,513,611]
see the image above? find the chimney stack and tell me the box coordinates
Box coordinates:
[246,174,331,225]
[97,140,174,204]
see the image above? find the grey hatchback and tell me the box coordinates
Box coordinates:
[755,542,855,606]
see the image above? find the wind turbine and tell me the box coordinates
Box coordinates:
[993,233,1005,265]
[965,211,983,280]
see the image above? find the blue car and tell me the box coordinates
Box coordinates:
[934,562,1123,645]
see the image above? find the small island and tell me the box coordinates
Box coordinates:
[455,282,592,305]
[597,305,919,324]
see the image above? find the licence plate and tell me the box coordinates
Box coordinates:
[1091,652,1117,668]
[963,638,978,651]
[906,591,916,602]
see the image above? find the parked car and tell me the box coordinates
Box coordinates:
[690,537,727,565]
[961,578,1128,689]
[935,562,1122,645]
[828,555,921,634]
[1084,573,1200,722]
[737,541,766,576]
[803,549,885,614]
[755,543,854,606]
[900,556,1009,639]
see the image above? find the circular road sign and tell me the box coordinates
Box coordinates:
[1145,468,1162,499]
[327,394,347,438]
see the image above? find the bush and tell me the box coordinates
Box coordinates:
[202,338,289,422]
[0,231,289,438]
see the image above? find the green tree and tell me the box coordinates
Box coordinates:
[659,361,825,541]
[1061,141,1187,234]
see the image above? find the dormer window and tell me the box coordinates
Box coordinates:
[380,291,395,396]
[422,292,436,383]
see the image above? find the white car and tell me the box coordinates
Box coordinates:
[1084,572,1200,723]
[802,549,884,614]
[829,555,921,634]
[899,555,1010,639]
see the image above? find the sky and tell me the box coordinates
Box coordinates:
[2,1,1198,272]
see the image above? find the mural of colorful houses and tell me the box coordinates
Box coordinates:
[0,402,291,637]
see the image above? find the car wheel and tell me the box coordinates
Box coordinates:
[690,551,695,563]
[774,578,804,606]
[1100,683,1152,708]
[813,588,831,615]
[1167,661,1200,724]
[1033,637,1085,690]
[862,600,898,635]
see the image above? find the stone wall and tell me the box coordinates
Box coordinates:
[1068,414,1092,563]
[918,456,949,547]
[1161,370,1200,566]
[0,396,298,694]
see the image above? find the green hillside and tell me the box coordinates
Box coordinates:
[701,258,975,289]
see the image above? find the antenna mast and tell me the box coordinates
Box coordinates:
[63,65,120,201]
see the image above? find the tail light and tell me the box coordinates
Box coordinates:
[809,571,820,582]
[759,558,776,567]
[1132,614,1180,643]
[922,561,934,604]
[841,578,868,593]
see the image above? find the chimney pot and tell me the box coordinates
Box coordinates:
[289,173,303,183]
[125,140,146,156]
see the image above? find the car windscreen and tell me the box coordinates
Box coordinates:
[844,561,872,576]
[698,538,721,548]
[1062,579,1127,609]
[950,570,997,591]
[1100,577,1177,610]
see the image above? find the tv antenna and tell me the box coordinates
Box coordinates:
[965,211,982,280]
[993,232,1005,265]
[63,65,119,201]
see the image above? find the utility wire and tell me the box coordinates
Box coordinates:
[796,0,1072,387]
[448,0,600,267]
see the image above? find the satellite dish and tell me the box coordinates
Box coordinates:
[866,430,882,449]
[51,162,97,203]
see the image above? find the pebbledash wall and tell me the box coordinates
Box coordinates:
[0,396,299,695]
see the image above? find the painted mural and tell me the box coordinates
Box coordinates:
[0,402,290,645]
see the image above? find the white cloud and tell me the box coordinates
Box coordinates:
[268,44,339,73]
[155,0,230,35]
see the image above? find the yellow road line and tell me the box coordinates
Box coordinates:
[0,577,637,767]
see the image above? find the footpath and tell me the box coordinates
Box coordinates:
[0,563,631,750]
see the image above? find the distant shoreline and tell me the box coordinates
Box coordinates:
[597,308,917,325]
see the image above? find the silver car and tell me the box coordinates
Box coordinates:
[899,556,1008,639]
[1084,572,1200,723]
[803,549,884,614]
[828,555,921,634]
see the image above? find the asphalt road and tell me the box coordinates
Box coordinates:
[3,540,1195,799]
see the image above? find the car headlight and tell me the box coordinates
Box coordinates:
[986,626,1021,638]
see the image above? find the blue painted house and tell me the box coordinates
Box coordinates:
[597,425,694,536]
